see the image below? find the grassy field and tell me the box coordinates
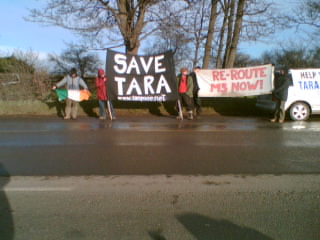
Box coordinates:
[0,97,269,118]
[0,74,270,118]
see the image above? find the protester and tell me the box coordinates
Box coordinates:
[176,67,194,120]
[95,68,116,120]
[271,68,292,123]
[190,66,202,117]
[52,68,88,120]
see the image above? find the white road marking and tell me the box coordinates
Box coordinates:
[3,187,73,192]
[117,142,165,146]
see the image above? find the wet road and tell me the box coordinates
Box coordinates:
[1,115,320,240]
[0,115,320,176]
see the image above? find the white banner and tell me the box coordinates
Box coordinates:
[197,64,274,97]
[290,69,320,90]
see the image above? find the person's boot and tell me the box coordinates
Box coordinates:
[188,111,193,120]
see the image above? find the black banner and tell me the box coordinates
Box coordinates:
[106,50,178,102]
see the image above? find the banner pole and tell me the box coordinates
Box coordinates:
[177,99,183,120]
[106,100,113,120]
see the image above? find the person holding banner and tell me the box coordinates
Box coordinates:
[176,67,194,120]
[271,68,292,123]
[95,68,116,120]
[52,68,89,120]
[190,66,202,117]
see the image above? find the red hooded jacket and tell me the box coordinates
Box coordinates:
[95,69,107,100]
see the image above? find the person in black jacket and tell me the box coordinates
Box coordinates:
[190,66,202,117]
[271,68,292,123]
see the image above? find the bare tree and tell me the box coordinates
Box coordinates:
[215,1,228,68]
[202,0,218,68]
[27,0,204,55]
[284,0,320,42]
[260,44,320,69]
[142,0,207,71]
[202,0,279,68]
[26,0,168,54]
[27,0,284,70]
[48,43,102,77]
[222,0,245,68]
[291,0,320,29]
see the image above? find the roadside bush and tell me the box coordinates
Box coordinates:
[0,72,52,101]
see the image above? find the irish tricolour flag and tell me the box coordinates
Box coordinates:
[55,89,91,102]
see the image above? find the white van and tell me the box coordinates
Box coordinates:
[256,68,320,121]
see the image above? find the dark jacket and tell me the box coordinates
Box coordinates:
[189,72,200,94]
[176,74,193,98]
[272,73,291,101]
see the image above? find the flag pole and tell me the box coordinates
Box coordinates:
[106,100,113,120]
[177,99,183,120]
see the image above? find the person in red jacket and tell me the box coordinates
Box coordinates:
[95,68,116,120]
[176,67,194,120]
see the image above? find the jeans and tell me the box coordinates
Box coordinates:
[98,100,107,118]
[98,100,115,118]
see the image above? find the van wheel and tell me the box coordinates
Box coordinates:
[289,102,310,121]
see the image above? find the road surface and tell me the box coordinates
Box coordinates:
[0,115,319,240]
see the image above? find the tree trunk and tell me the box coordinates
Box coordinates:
[192,0,208,68]
[224,0,246,68]
[216,0,229,68]
[116,0,146,54]
[222,0,235,68]
[202,0,218,68]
